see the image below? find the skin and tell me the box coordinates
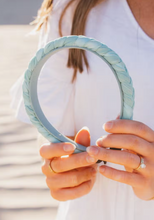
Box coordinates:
[87,120,154,201]
[127,0,154,40]
[40,128,98,201]
[40,0,154,201]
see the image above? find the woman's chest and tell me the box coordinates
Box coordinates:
[74,25,154,140]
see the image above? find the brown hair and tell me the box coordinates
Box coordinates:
[31,0,104,82]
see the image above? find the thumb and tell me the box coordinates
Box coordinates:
[74,127,91,147]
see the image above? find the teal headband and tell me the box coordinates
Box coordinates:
[22,35,135,157]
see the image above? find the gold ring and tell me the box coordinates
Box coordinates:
[134,155,146,171]
[49,158,57,174]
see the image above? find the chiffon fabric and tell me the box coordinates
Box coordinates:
[11,0,154,219]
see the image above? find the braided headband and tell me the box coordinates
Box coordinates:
[22,35,135,155]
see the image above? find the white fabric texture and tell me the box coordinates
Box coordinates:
[10,0,154,219]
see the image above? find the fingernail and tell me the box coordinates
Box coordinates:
[86,155,97,163]
[96,138,102,146]
[103,121,113,130]
[87,146,99,155]
[63,144,76,152]
[96,135,107,146]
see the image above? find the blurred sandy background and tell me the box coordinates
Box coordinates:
[0,1,59,219]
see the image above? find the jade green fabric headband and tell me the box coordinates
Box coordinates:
[22,35,135,156]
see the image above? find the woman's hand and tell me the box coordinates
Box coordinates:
[86,119,154,201]
[39,128,98,201]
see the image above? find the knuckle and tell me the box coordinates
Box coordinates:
[137,123,147,136]
[85,180,92,193]
[76,154,85,167]
[102,149,110,160]
[82,167,94,181]
[114,171,127,182]
[70,174,78,186]
[131,136,140,150]
[88,168,95,178]
[72,181,92,199]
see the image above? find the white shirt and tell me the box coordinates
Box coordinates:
[11,0,154,219]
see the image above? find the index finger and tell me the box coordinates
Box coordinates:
[103,119,154,142]
[39,142,76,159]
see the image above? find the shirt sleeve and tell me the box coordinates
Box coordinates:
[10,9,76,137]
[10,68,76,137]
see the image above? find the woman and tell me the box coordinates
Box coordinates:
[11,0,154,219]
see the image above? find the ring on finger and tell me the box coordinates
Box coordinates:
[134,155,146,171]
[49,158,58,174]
